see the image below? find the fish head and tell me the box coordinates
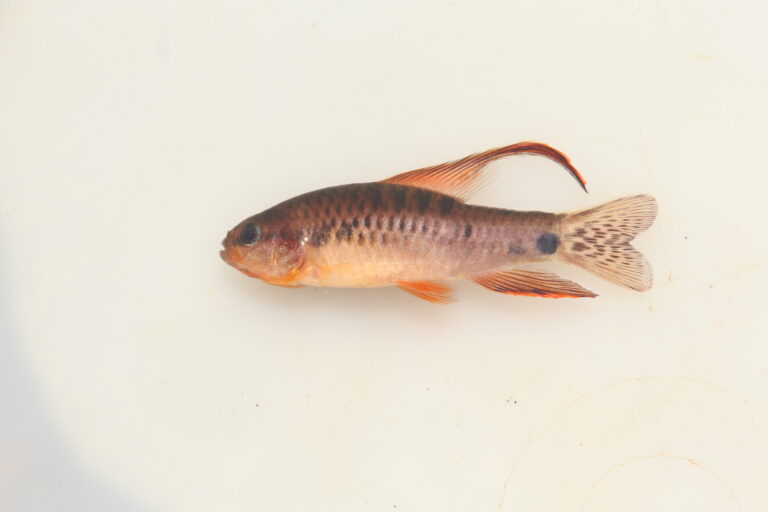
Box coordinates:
[220,214,305,286]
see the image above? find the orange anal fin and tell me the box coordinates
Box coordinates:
[381,141,587,200]
[397,281,455,304]
[472,269,597,298]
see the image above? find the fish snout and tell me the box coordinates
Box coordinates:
[220,235,238,266]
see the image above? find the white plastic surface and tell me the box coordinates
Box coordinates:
[2,1,767,511]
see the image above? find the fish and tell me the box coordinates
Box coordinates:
[220,142,657,303]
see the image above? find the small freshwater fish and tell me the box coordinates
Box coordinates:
[220,142,657,303]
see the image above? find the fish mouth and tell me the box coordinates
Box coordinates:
[220,243,247,270]
[220,239,238,266]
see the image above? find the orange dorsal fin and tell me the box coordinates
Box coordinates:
[397,281,455,303]
[381,142,588,200]
[472,269,596,298]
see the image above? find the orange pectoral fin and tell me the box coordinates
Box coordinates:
[397,281,456,304]
[381,141,587,200]
[473,269,597,298]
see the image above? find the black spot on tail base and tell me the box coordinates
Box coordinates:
[536,233,559,254]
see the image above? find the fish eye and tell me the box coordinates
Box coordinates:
[238,223,262,246]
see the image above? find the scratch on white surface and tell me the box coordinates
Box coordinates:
[568,377,768,486]
[511,259,767,406]
[510,311,651,397]
[709,260,767,287]
[567,377,768,483]
[706,260,766,357]
[744,395,768,476]
[579,453,740,511]
[495,376,762,511]
[496,435,533,512]
[707,274,741,360]
[558,376,733,418]
[716,274,740,329]
[143,380,169,404]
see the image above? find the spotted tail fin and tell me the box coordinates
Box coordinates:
[559,195,658,291]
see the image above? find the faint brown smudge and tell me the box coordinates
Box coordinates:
[690,53,716,62]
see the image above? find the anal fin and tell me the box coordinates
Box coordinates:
[397,281,455,304]
[473,269,596,298]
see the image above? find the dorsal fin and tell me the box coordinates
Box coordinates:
[381,141,588,200]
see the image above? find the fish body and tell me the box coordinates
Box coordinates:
[221,142,657,302]
[248,182,558,287]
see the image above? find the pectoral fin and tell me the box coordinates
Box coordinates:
[397,281,455,304]
[381,141,587,200]
[473,269,596,298]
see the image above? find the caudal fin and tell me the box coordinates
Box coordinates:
[560,195,658,291]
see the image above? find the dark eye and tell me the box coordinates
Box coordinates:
[238,223,262,246]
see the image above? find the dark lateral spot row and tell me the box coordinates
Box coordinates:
[368,186,383,210]
[415,189,431,214]
[439,196,455,216]
[536,233,559,254]
[309,229,329,247]
[391,188,406,213]
[464,223,472,238]
[336,224,353,242]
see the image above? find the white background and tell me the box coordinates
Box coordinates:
[2,1,767,511]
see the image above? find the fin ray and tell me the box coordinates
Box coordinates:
[560,194,658,291]
[397,281,455,303]
[381,142,588,200]
[473,269,597,298]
